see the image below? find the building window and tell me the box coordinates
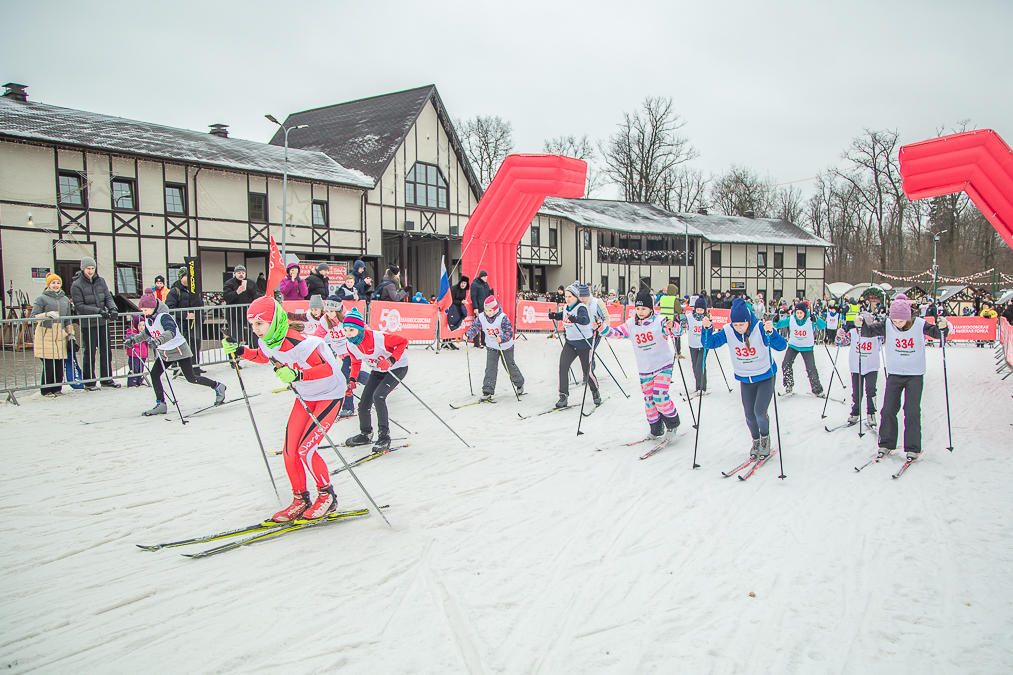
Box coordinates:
[797,251,807,268]
[583,231,591,250]
[312,201,328,228]
[627,236,642,250]
[774,252,783,269]
[249,192,267,222]
[601,275,609,292]
[165,183,186,215]
[618,276,625,295]
[406,162,449,210]
[530,226,540,246]
[549,227,557,248]
[111,178,136,210]
[114,264,142,296]
[639,276,651,291]
[757,251,767,268]
[711,249,722,267]
[647,238,665,251]
[58,172,85,207]
[797,288,806,300]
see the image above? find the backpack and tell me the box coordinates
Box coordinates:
[372,279,393,300]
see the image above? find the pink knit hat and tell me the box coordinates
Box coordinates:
[889,298,912,320]
[138,292,158,310]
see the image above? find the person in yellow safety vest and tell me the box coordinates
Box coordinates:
[977,301,998,348]
[659,283,687,358]
[844,297,860,330]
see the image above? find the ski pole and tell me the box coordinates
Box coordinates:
[582,333,629,398]
[576,331,602,437]
[823,343,847,390]
[497,346,522,401]
[154,349,187,427]
[820,343,842,420]
[382,368,470,447]
[709,347,733,392]
[690,337,708,469]
[672,336,697,428]
[763,311,786,479]
[223,338,280,503]
[941,319,954,452]
[551,317,579,385]
[349,389,412,435]
[285,382,391,528]
[603,334,628,379]
[856,346,865,438]
[464,333,474,396]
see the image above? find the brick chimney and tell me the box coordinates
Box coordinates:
[209,124,229,138]
[3,83,28,101]
[697,208,708,215]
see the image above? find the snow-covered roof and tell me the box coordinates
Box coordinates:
[935,285,967,302]
[538,197,832,247]
[0,97,372,188]
[539,197,703,237]
[995,289,1013,305]
[270,85,483,198]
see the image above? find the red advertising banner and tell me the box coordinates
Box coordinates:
[517,300,559,332]
[710,308,731,331]
[297,263,348,296]
[1000,318,1013,369]
[368,301,437,341]
[439,302,474,339]
[606,304,627,327]
[931,316,997,341]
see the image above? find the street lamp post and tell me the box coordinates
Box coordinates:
[265,115,308,261]
[932,230,947,303]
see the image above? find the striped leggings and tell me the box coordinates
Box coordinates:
[639,367,676,423]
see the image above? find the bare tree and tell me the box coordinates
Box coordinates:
[659,166,708,213]
[456,115,514,188]
[710,165,776,217]
[543,134,605,198]
[598,96,698,204]
[774,185,804,224]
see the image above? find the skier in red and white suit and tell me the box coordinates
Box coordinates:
[223,296,346,523]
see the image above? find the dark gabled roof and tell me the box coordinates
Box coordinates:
[540,197,832,247]
[0,97,372,188]
[269,85,483,198]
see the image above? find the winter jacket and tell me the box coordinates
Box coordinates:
[703,315,787,383]
[31,288,74,360]
[469,277,492,314]
[305,271,330,301]
[980,308,998,319]
[151,286,169,302]
[223,275,262,306]
[132,302,193,362]
[451,277,470,308]
[165,279,202,311]
[352,261,372,299]
[70,270,116,318]
[411,292,429,304]
[332,285,357,301]
[278,277,308,302]
[377,274,407,303]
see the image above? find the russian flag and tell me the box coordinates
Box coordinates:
[437,255,452,311]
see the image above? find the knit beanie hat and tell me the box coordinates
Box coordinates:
[177,266,188,280]
[316,263,330,273]
[388,264,400,276]
[286,262,300,272]
[343,307,366,332]
[565,282,580,298]
[890,299,912,320]
[80,256,96,270]
[694,295,708,310]
[794,302,808,314]
[154,275,165,284]
[323,299,341,312]
[45,272,62,287]
[138,292,158,310]
[309,295,324,310]
[730,298,751,323]
[635,289,653,308]
[578,284,590,298]
[234,265,246,273]
[484,296,499,311]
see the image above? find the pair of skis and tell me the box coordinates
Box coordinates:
[271,438,408,456]
[854,449,917,478]
[166,394,261,421]
[518,396,607,420]
[596,429,683,459]
[329,444,410,475]
[449,392,528,409]
[137,506,386,558]
[721,449,779,481]
[782,391,846,404]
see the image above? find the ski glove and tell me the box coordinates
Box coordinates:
[46,310,60,319]
[123,334,142,347]
[345,381,356,397]
[547,311,563,321]
[375,356,393,372]
[275,366,302,384]
[222,337,244,357]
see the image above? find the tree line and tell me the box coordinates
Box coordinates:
[455,104,1012,284]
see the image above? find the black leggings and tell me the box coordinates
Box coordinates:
[358,365,408,434]
[150,356,217,401]
[558,343,598,396]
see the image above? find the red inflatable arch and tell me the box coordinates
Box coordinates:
[461,154,587,324]
[899,129,1013,250]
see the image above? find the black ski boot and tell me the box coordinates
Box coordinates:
[554,394,568,409]
[345,432,372,447]
[662,412,680,431]
[649,418,665,438]
[372,428,391,452]
[592,391,602,406]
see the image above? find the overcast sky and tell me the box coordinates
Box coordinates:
[4,0,1011,199]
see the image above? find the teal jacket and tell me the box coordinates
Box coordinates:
[774,314,826,352]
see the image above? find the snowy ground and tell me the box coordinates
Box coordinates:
[1,336,1012,674]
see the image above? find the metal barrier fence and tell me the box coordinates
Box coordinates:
[1,304,255,404]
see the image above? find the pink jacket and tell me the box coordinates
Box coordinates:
[124,327,148,358]
[278,277,307,301]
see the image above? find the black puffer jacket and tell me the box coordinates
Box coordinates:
[305,271,329,301]
[70,271,116,317]
[166,279,202,310]
[470,277,492,313]
[451,276,469,307]
[223,276,261,305]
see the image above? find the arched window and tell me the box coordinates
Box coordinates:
[406,162,449,210]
